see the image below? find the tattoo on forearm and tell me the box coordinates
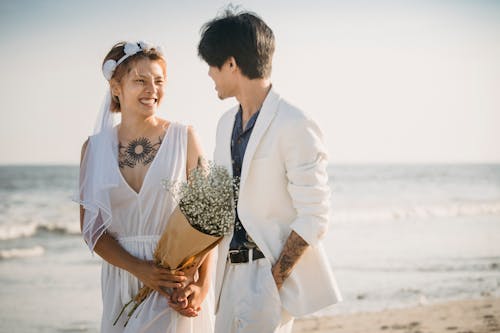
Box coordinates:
[274,231,309,286]
[118,137,162,169]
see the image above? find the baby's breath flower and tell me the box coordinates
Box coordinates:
[162,159,237,237]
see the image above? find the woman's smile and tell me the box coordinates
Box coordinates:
[139,97,157,106]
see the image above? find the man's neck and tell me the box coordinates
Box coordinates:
[235,79,272,128]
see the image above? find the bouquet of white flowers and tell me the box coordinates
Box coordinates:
[114,159,236,326]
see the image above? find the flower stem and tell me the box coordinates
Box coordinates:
[113,298,134,326]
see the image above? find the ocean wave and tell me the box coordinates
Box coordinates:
[0,245,45,259]
[0,222,80,240]
[332,200,500,223]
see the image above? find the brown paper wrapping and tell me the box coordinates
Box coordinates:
[154,205,222,270]
[115,200,225,326]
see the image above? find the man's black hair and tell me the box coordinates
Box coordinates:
[198,9,275,79]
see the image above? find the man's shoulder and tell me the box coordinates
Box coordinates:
[276,96,312,126]
[274,96,326,143]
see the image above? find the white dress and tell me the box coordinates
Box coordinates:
[100,123,214,333]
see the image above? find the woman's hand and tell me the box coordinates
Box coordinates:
[169,280,208,316]
[167,247,215,317]
[168,296,199,317]
[93,233,186,299]
[131,260,187,299]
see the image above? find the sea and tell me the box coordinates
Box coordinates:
[1,164,499,332]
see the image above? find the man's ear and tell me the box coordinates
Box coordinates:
[226,57,237,72]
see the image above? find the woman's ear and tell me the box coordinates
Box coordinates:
[110,79,121,98]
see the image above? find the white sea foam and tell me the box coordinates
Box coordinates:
[1,201,498,241]
[332,200,500,223]
[0,222,80,240]
[0,245,45,259]
[0,223,38,240]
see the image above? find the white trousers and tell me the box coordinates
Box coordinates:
[215,255,294,333]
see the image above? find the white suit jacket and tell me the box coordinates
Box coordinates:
[213,88,342,317]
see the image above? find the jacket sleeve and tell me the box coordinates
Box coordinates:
[282,117,331,246]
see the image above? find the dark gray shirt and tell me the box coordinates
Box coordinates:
[229,106,260,250]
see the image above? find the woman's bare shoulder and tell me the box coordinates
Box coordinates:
[80,138,89,164]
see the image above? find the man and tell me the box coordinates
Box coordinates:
[198,9,342,333]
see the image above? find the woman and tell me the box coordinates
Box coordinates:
[78,41,214,332]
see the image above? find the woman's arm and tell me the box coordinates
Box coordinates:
[169,126,215,316]
[185,125,204,174]
[187,247,215,309]
[78,140,186,298]
[170,247,215,316]
[94,232,186,298]
[79,140,88,232]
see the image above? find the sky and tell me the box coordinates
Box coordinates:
[0,0,499,165]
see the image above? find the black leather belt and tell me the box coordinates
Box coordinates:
[228,248,265,263]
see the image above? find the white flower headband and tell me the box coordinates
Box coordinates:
[102,41,163,80]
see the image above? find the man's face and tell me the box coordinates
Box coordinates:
[208,61,236,100]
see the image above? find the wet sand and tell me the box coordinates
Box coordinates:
[293,297,500,333]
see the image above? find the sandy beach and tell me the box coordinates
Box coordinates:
[293,297,500,333]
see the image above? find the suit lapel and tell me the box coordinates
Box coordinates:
[216,109,238,175]
[239,88,280,191]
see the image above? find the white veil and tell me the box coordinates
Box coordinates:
[75,41,160,252]
[76,91,120,252]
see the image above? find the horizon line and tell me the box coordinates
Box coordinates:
[1,162,500,167]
